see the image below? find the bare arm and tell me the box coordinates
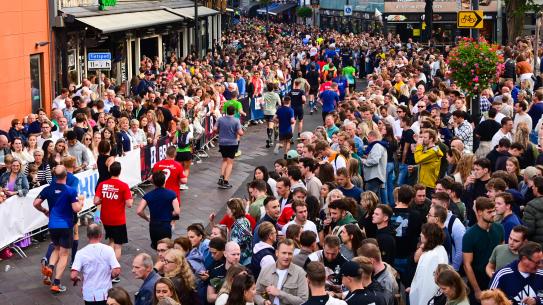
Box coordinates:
[172,198,180,216]
[136,199,150,222]
[485,261,496,279]
[463,252,481,299]
[125,198,134,209]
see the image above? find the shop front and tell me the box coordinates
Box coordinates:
[318,0,384,34]
[53,1,222,92]
[384,0,498,43]
[320,9,378,33]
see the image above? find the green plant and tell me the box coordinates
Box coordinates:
[447,37,504,97]
[297,6,313,19]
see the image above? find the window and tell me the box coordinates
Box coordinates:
[30,54,43,113]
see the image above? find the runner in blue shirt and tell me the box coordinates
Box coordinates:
[318,83,340,122]
[33,165,82,294]
[274,96,295,160]
[333,71,349,101]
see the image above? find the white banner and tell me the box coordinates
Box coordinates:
[0,149,142,248]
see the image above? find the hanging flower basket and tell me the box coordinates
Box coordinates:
[447,37,504,97]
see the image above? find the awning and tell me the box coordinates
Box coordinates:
[75,10,183,33]
[170,6,219,19]
[257,2,297,16]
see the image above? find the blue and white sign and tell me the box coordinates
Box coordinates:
[344,5,353,16]
[88,52,112,70]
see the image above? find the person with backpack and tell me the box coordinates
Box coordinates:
[430,192,466,272]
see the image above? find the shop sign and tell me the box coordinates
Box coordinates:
[344,5,353,16]
[99,0,117,11]
[413,28,421,36]
[384,0,496,13]
[457,10,483,28]
[386,15,407,22]
[88,52,112,70]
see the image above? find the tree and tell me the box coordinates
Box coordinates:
[297,6,312,25]
[504,0,541,43]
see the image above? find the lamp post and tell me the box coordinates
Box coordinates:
[194,0,200,58]
[534,12,542,73]
[471,0,479,39]
[424,0,433,43]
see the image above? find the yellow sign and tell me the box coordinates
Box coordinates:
[422,22,426,30]
[457,10,483,29]
[413,29,421,36]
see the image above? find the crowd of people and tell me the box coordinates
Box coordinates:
[4,16,543,305]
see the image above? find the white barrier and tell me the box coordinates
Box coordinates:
[0,148,142,249]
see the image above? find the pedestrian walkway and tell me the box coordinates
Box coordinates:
[0,108,323,305]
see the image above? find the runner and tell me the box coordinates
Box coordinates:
[94,161,133,283]
[215,105,244,189]
[33,165,83,293]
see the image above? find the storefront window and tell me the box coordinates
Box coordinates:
[30,54,43,113]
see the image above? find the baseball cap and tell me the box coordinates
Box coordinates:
[340,261,362,277]
[286,150,300,160]
[144,70,152,76]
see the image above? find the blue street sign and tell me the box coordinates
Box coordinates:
[88,52,112,61]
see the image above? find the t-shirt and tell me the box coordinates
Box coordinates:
[343,66,356,84]
[152,159,185,203]
[143,187,177,222]
[216,116,241,146]
[462,223,504,287]
[276,106,294,135]
[319,90,339,113]
[38,183,78,229]
[72,243,120,302]
[274,268,289,305]
[96,178,132,226]
[289,89,305,109]
[399,129,416,165]
[223,99,243,118]
[338,185,362,203]
[489,244,518,272]
[332,76,348,98]
[391,207,423,259]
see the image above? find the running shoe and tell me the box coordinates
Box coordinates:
[217,177,224,186]
[219,182,233,189]
[179,184,189,190]
[42,265,53,278]
[43,276,52,286]
[235,150,241,157]
[112,277,121,284]
[50,284,66,294]
[266,139,271,148]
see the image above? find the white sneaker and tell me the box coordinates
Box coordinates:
[273,144,280,154]
[179,184,189,190]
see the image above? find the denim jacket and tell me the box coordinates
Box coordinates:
[0,171,29,197]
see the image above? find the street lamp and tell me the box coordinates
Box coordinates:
[424,0,433,43]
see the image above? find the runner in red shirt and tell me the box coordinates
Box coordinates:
[94,161,133,270]
[152,146,187,228]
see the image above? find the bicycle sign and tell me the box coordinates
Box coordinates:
[457,10,483,29]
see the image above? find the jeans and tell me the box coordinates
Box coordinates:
[365,179,383,201]
[397,163,418,186]
[530,130,538,144]
[386,162,396,206]
[397,163,408,186]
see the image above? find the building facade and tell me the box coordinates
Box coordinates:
[383,0,498,43]
[0,0,53,128]
[52,0,222,93]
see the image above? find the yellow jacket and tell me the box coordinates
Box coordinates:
[414,144,443,188]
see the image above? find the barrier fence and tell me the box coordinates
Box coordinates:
[0,115,219,252]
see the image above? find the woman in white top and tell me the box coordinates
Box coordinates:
[11,137,34,172]
[409,223,449,305]
[128,119,148,148]
[81,132,96,168]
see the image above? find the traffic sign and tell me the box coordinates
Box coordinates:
[344,5,352,16]
[457,10,483,29]
[88,52,112,70]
